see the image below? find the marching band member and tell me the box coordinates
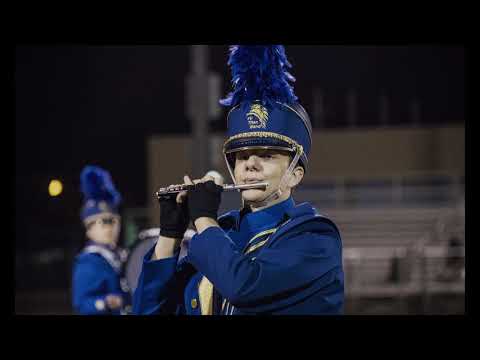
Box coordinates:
[133,45,344,315]
[72,165,131,315]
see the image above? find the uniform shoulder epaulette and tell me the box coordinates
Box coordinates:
[283,202,341,239]
[288,202,317,218]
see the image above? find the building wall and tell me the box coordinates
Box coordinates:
[147,125,464,224]
[306,125,464,181]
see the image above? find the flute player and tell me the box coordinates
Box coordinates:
[133,45,344,315]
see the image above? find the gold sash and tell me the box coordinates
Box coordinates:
[198,276,214,315]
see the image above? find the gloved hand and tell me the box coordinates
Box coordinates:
[158,193,190,239]
[186,180,223,222]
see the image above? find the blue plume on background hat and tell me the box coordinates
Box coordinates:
[220,45,313,174]
[80,165,122,221]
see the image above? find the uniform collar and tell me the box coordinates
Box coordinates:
[86,241,117,253]
[240,197,295,232]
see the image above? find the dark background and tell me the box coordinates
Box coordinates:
[14,44,465,292]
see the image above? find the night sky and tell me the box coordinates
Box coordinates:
[14,45,465,251]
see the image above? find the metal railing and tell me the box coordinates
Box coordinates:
[343,244,465,314]
[297,172,464,208]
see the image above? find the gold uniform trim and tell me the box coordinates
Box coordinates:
[246,228,277,246]
[243,227,279,255]
[198,276,214,315]
[244,239,270,255]
[223,132,303,154]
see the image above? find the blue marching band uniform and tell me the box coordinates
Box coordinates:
[134,198,343,315]
[72,166,132,315]
[133,45,344,315]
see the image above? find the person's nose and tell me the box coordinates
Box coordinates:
[245,155,261,171]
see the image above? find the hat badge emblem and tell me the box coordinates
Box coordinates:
[247,104,269,129]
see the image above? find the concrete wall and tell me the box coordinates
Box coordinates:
[146,125,464,224]
[306,125,464,181]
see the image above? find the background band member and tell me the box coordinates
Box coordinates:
[72,165,131,315]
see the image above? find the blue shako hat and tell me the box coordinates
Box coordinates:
[80,165,122,222]
[220,45,313,177]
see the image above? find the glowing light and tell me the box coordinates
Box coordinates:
[48,179,63,197]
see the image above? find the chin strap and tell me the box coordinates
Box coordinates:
[258,144,303,205]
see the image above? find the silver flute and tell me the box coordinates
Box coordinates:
[155,182,269,198]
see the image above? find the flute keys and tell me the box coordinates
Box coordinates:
[168,184,184,192]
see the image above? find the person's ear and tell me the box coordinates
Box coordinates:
[85,221,99,240]
[85,227,92,240]
[85,225,94,239]
[287,166,304,188]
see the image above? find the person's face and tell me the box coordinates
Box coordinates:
[233,148,299,205]
[85,213,121,247]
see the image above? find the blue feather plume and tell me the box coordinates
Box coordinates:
[80,165,121,207]
[220,45,298,110]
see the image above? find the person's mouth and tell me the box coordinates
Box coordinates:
[243,178,264,184]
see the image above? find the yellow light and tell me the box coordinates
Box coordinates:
[48,179,63,197]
